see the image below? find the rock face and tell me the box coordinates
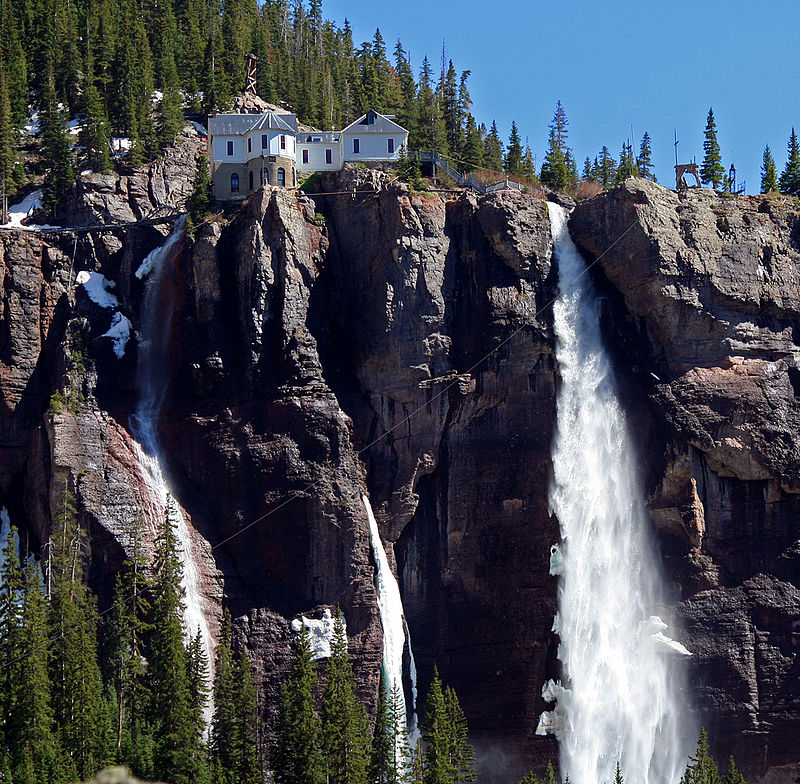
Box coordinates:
[2,164,800,784]
[570,179,800,781]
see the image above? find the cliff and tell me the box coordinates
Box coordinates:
[1,164,798,783]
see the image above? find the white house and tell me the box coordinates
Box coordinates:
[208,108,408,200]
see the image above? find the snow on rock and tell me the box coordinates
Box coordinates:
[642,615,692,656]
[290,608,345,660]
[76,270,119,309]
[23,111,39,136]
[549,543,564,576]
[2,189,43,227]
[112,137,132,153]
[185,121,207,137]
[102,312,133,358]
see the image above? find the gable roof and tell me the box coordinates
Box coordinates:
[208,110,298,136]
[340,109,407,135]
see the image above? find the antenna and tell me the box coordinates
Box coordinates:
[674,129,679,168]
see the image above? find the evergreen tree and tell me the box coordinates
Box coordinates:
[39,66,75,214]
[462,115,483,172]
[518,773,540,784]
[47,483,111,778]
[779,129,800,195]
[369,671,396,784]
[321,610,369,784]
[272,624,324,784]
[596,146,617,189]
[393,39,417,137]
[721,756,747,784]
[637,131,655,181]
[544,761,558,784]
[504,121,523,175]
[0,66,15,223]
[615,140,638,183]
[521,143,536,182]
[483,120,503,172]
[582,156,594,182]
[421,667,476,784]
[614,761,624,784]
[680,728,719,784]
[540,128,568,190]
[413,57,447,154]
[80,51,113,174]
[761,144,778,193]
[700,108,724,189]
[396,144,424,190]
[439,60,462,158]
[149,502,208,784]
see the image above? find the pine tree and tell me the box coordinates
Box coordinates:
[721,756,747,784]
[393,40,416,137]
[272,624,324,784]
[544,761,558,784]
[367,668,398,784]
[47,483,111,778]
[614,761,624,784]
[761,145,778,193]
[680,728,720,784]
[39,65,75,214]
[483,120,503,173]
[615,141,638,183]
[700,108,724,189]
[637,131,655,181]
[439,60,462,158]
[518,773,540,784]
[779,129,800,195]
[413,57,447,154]
[0,66,15,223]
[521,144,536,182]
[149,502,209,784]
[596,146,617,189]
[421,667,476,784]
[321,610,369,784]
[462,115,483,172]
[540,128,568,190]
[80,51,113,174]
[504,121,523,175]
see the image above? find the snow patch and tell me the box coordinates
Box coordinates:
[549,543,564,575]
[290,608,344,660]
[23,111,39,136]
[2,189,43,227]
[102,312,133,358]
[112,137,132,152]
[185,121,208,137]
[77,270,119,309]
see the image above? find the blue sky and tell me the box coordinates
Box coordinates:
[322,0,800,192]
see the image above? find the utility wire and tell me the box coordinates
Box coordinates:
[0,203,639,676]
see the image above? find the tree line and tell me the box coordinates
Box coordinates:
[274,609,476,784]
[0,486,260,784]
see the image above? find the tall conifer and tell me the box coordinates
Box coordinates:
[779,129,800,194]
[700,108,724,189]
[761,145,778,193]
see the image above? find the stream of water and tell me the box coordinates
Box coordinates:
[539,203,693,784]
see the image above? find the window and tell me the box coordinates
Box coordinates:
[353,138,360,154]
[231,172,239,193]
[261,168,269,186]
[247,137,252,153]
[261,134,269,149]
[226,140,234,156]
[325,149,332,164]
[249,171,254,191]
[387,138,394,154]
[277,167,285,186]
[302,149,309,164]
[280,134,286,150]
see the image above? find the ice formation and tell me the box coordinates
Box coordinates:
[290,608,344,660]
[364,495,417,746]
[130,218,214,727]
[102,312,133,358]
[541,203,693,784]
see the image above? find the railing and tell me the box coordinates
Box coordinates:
[413,151,527,195]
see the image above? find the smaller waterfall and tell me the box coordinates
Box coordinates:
[363,495,418,743]
[130,217,214,727]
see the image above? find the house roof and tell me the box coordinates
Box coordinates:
[340,109,407,135]
[208,111,298,136]
[300,131,340,144]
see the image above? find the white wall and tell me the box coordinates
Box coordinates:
[297,143,342,172]
[342,131,408,162]
[242,130,296,161]
[212,135,246,164]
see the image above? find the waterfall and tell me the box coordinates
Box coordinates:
[363,495,418,746]
[130,217,214,727]
[539,203,692,784]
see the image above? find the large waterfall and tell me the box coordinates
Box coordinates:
[539,203,692,784]
[363,496,419,747]
[131,217,214,726]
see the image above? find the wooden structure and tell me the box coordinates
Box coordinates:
[675,163,701,190]
[245,54,258,95]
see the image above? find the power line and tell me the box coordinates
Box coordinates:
[0,204,640,678]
